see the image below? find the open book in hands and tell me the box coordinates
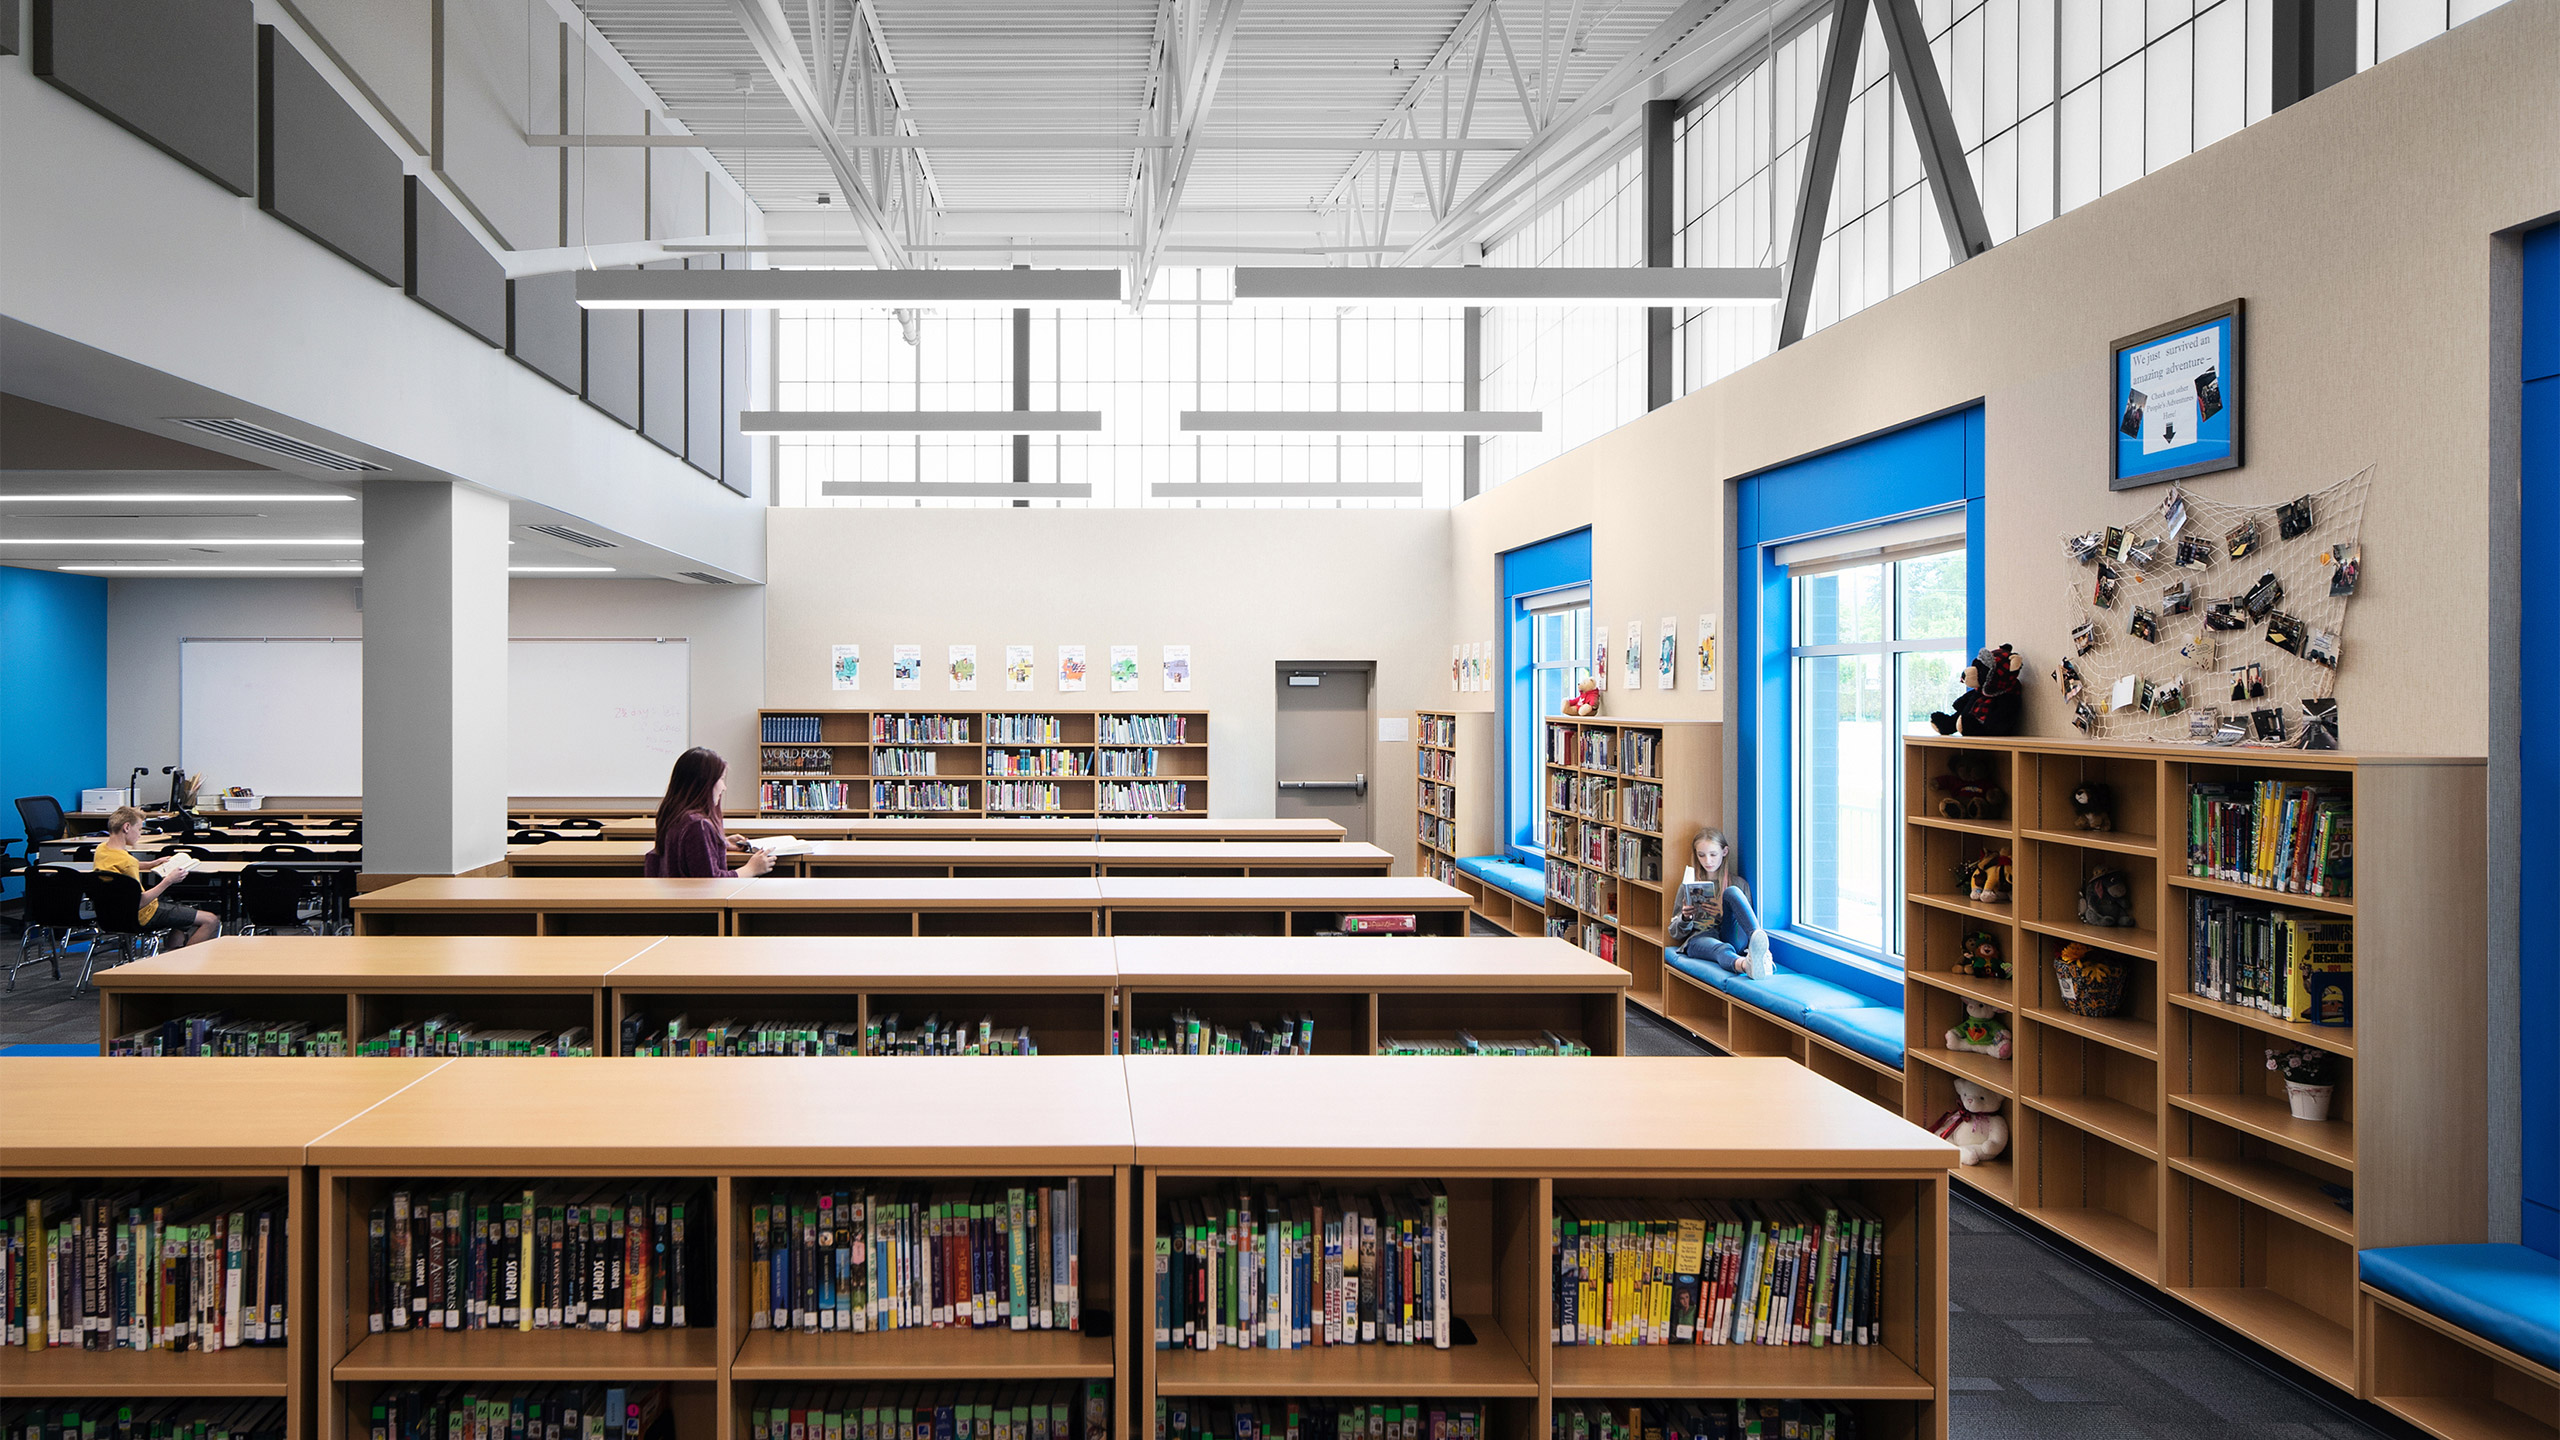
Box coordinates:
[740,835,814,857]
[153,852,202,877]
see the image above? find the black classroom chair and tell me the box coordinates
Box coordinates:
[8,863,90,991]
[79,872,168,992]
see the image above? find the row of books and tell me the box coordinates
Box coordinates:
[766,716,827,744]
[1557,1400,1862,1440]
[1418,816,1458,855]
[1621,781,1664,834]
[1622,729,1664,778]
[1613,832,1661,883]
[765,781,857,812]
[875,782,973,812]
[2186,895,2354,1022]
[364,1185,707,1334]
[874,749,942,777]
[749,1384,1110,1440]
[1125,1012,1317,1055]
[1572,921,1618,965]
[1379,1031,1592,1056]
[1578,730,1618,770]
[1097,749,1179,777]
[1418,713,1459,747]
[1098,715,1189,745]
[1155,1184,1452,1351]
[987,714,1071,744]
[765,747,836,774]
[1416,748,1455,781]
[988,783,1070,813]
[2187,780,2353,898]
[108,1015,346,1056]
[1418,781,1454,819]
[988,749,1093,777]
[1553,1195,1885,1349]
[1548,773,1620,823]
[369,1387,672,1440]
[875,716,972,744]
[1160,1400,1482,1440]
[747,1182,1084,1334]
[5,1186,287,1352]
[1544,860,1615,919]
[1098,783,1190,813]
[354,1018,596,1057]
[1544,726,1580,767]
[619,1015,1041,1058]
[3,1402,286,1440]
[1562,817,1611,868]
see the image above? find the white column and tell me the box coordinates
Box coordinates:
[362,480,509,876]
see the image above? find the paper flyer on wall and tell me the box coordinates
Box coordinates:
[1658,615,1677,690]
[1593,624,1608,689]
[1458,642,1472,691]
[1057,645,1087,692]
[892,644,922,691]
[1451,643,1462,693]
[1005,645,1035,691]
[1696,613,1718,691]
[1109,645,1140,692]
[1623,620,1642,689]
[2130,325,2218,454]
[830,644,860,692]
[1162,644,1192,692]
[948,644,978,691]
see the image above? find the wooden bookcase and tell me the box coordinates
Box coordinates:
[1413,711,1495,887]
[1900,736,2485,1394]
[1538,718,1723,1011]
[506,840,1393,879]
[756,710,1212,819]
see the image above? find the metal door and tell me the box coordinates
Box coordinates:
[1274,663,1374,842]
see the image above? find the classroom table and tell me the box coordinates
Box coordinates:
[503,838,1395,878]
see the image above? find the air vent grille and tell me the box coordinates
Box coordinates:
[168,418,384,471]
[678,571,734,584]
[527,524,619,548]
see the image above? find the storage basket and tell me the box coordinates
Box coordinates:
[2051,942,2126,1017]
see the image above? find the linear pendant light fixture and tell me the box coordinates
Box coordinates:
[0,493,355,503]
[0,537,363,546]
[1180,411,1541,434]
[743,412,1104,435]
[822,482,1096,499]
[1150,482,1424,499]
[1230,266,1784,307]
[576,268,1125,312]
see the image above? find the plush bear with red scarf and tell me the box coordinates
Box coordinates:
[1928,644,2026,736]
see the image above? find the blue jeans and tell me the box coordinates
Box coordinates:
[1679,886,1762,974]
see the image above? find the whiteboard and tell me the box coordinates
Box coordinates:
[178,638,691,798]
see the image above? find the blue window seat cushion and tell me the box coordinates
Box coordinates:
[2360,1244,2560,1374]
[1668,948,1907,1067]
[1456,855,1544,906]
[1798,1005,1907,1069]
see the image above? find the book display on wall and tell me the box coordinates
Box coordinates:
[1899,735,2484,1394]
[758,712,1210,818]
[1538,718,1721,1009]
[1411,712,1494,896]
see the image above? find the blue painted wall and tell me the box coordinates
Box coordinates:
[0,568,110,899]
[1499,528,1593,857]
[2520,220,2559,1258]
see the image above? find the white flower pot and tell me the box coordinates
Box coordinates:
[2286,1081,2334,1121]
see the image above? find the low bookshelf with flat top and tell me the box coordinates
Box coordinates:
[759,710,1212,819]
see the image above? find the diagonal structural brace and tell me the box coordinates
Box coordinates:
[1778,0,1867,347]
[729,0,909,268]
[1873,0,1991,262]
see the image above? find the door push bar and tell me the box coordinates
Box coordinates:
[1279,773,1367,796]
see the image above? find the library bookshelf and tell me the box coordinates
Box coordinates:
[1125,1057,1956,1440]
[1539,719,1723,1011]
[505,840,1395,880]
[1413,712,1496,893]
[757,711,1211,819]
[1899,735,2485,1396]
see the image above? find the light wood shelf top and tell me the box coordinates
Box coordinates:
[1093,820,1342,840]
[1153,1313,1536,1396]
[1907,815,2015,840]
[1095,877,1469,906]
[732,1327,1116,1380]
[1110,936,1632,991]
[306,1057,1136,1168]
[93,935,664,990]
[2170,1092,2356,1169]
[2021,1093,2160,1156]
[2019,827,2160,857]
[1908,892,2020,926]
[1906,1046,2013,1096]
[610,936,1120,988]
[1093,842,1394,867]
[333,1326,721,1381]
[729,878,1106,910]
[2166,872,2355,914]
[354,878,748,910]
[2021,1004,2160,1059]
[800,840,1103,861]
[1548,1342,1934,1399]
[0,1342,291,1395]
[2020,1206,2158,1276]
[1953,1157,2017,1207]
[507,840,656,859]
[2167,992,2357,1056]
[1912,735,2482,769]
[2169,1155,2355,1243]
[0,1058,449,1167]
[1907,969,2015,1008]
[1125,1057,1955,1173]
[2170,1287,2353,1386]
[2020,917,2162,960]
[2367,1396,2560,1440]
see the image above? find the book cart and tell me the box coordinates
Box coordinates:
[1899,736,2486,1397]
[1126,1056,1955,1440]
[757,712,1212,820]
[1537,720,1723,1012]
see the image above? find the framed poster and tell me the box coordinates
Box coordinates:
[2111,299,2242,489]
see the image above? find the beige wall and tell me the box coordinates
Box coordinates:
[763,508,1453,865]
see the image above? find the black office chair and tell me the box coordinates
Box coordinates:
[79,872,166,992]
[55,841,97,862]
[511,829,560,844]
[556,818,605,831]
[8,864,90,991]
[256,843,319,859]
[236,865,324,936]
[14,796,66,851]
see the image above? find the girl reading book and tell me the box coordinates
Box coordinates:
[1668,827,1773,980]
[645,747,776,878]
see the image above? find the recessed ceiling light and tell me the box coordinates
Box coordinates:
[58,564,366,573]
[509,565,617,573]
[0,538,363,546]
[1,493,355,503]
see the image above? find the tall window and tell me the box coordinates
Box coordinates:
[1790,545,1967,958]
[1519,591,1594,855]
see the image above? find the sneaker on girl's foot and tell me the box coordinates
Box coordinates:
[1744,928,1775,981]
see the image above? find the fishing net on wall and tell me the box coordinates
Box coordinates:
[2055,467,2370,748]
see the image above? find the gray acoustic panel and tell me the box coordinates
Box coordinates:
[722,302,752,496]
[33,0,254,194]
[2,0,19,55]
[258,26,403,284]
[684,257,723,481]
[639,259,686,457]
[507,269,582,395]
[405,179,505,347]
[582,271,641,429]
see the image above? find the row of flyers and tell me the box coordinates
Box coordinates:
[1451,615,1721,694]
[830,644,1192,694]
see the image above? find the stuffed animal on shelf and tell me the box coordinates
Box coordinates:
[1929,1076,2010,1166]
[1944,999,2014,1060]
[1928,644,2027,736]
[1932,751,2008,821]
[1561,672,1602,717]
[2070,781,2116,831]
[2078,865,2137,928]
[1965,849,2013,905]
[1955,929,2009,979]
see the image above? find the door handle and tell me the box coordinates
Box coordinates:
[1280,773,1367,796]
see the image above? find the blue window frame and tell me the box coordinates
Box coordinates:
[2519,219,2558,1257]
[1500,528,1592,858]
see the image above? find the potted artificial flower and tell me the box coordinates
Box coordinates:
[2267,1045,2340,1121]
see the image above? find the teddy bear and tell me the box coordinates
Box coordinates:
[1561,672,1601,717]
[1965,849,2013,904]
[1944,999,2013,1060]
[2078,865,2136,928]
[1929,1076,2010,1166]
[1928,644,2026,736]
[2070,781,2115,831]
[1932,751,2008,821]
[1955,929,2009,979]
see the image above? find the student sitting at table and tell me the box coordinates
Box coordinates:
[94,805,221,948]
[645,747,776,878]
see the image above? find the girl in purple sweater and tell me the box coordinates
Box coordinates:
[644,747,776,878]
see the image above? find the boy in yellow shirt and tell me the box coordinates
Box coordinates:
[93,805,220,948]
